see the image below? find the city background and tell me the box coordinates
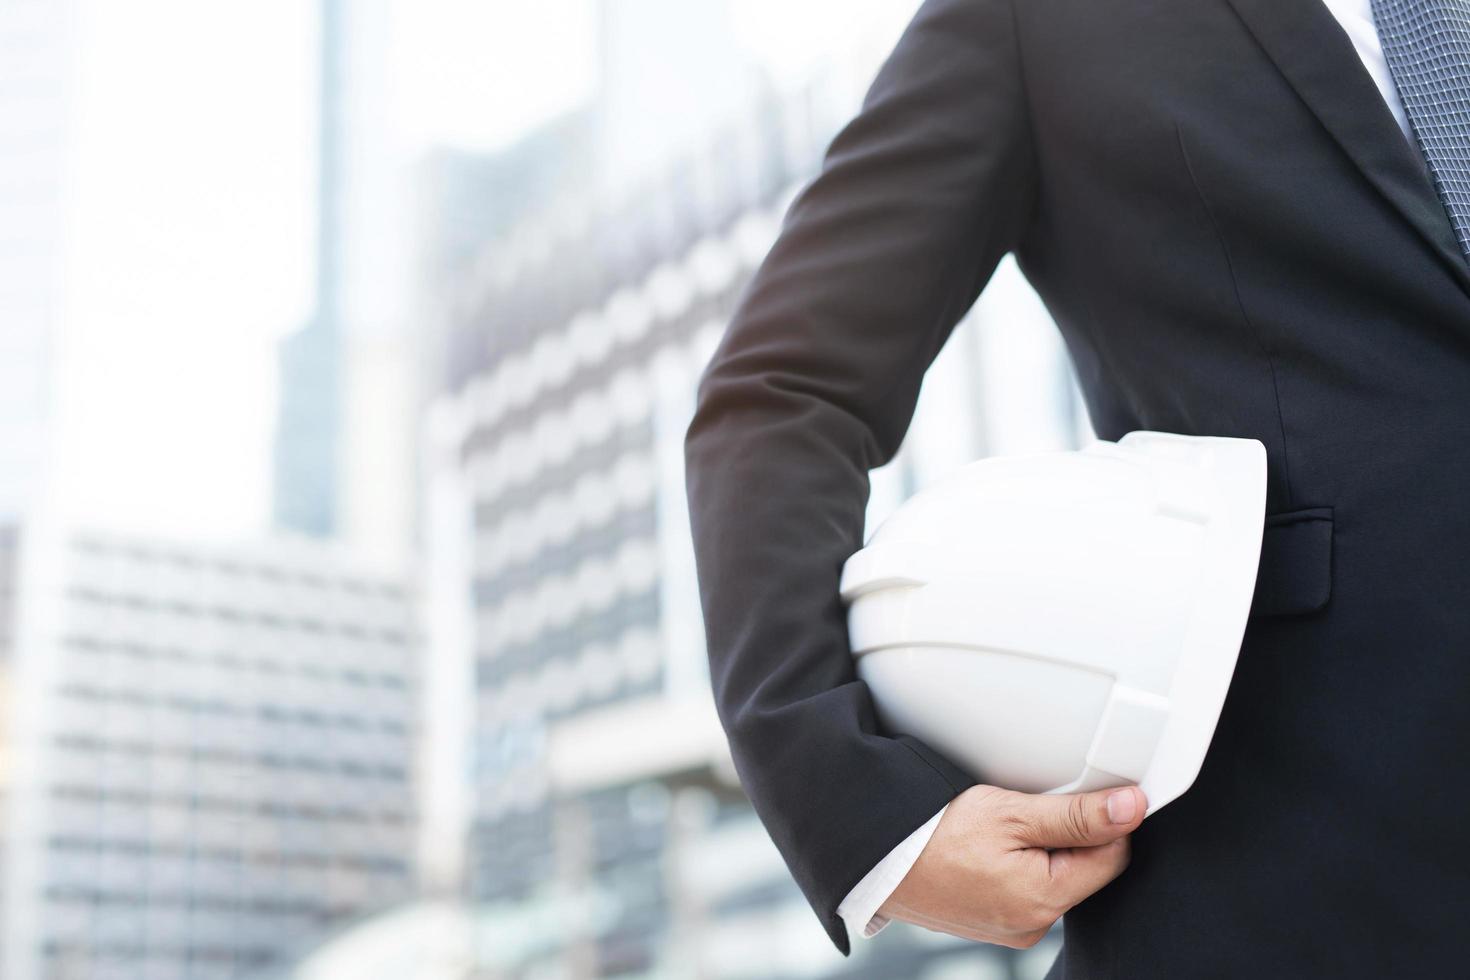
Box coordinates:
[0,1,1087,977]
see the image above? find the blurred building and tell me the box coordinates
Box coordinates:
[275,0,419,564]
[0,525,419,980]
[420,34,1080,972]
[0,0,75,952]
[273,0,349,540]
[0,526,21,970]
[0,0,72,519]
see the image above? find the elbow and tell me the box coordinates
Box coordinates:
[683,354,741,476]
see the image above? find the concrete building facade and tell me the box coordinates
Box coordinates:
[423,51,1080,974]
[1,527,420,980]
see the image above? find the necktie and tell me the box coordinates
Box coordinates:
[1372,0,1470,260]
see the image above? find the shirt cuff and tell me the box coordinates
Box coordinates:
[836,803,948,939]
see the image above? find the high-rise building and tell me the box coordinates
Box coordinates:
[273,0,350,539]
[274,0,418,562]
[421,46,1081,972]
[0,525,21,971]
[0,526,419,980]
[0,6,75,957]
[0,0,72,520]
[406,1,1091,972]
[275,322,342,540]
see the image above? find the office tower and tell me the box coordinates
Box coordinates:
[0,525,20,969]
[273,0,348,539]
[0,0,72,519]
[0,526,418,980]
[274,0,417,562]
[409,0,1088,968]
[417,52,1077,971]
[0,3,73,960]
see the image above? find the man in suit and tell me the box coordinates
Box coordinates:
[684,0,1470,976]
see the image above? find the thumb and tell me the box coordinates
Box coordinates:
[1007,786,1146,849]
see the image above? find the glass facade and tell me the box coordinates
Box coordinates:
[1,530,419,980]
[272,0,349,540]
[430,51,1082,976]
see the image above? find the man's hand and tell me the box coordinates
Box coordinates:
[879,784,1147,948]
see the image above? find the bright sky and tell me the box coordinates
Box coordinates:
[386,0,598,153]
[54,0,317,538]
[51,0,918,541]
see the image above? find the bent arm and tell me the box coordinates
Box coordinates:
[683,0,1036,952]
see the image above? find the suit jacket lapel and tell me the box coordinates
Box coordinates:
[1226,0,1470,297]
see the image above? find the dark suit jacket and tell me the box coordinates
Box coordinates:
[683,0,1470,975]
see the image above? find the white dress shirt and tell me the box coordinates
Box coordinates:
[837,3,1409,940]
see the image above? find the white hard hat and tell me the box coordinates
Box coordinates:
[841,431,1267,813]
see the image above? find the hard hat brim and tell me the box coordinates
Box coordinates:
[1115,433,1267,813]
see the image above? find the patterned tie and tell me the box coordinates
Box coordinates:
[1372,0,1470,260]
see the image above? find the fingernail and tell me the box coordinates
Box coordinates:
[1106,788,1138,824]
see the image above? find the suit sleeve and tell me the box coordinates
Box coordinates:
[683,0,1036,953]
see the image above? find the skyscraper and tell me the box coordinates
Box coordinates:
[273,0,348,539]
[0,525,419,980]
[416,40,1079,969]
[274,0,421,565]
[413,2,1091,968]
[0,0,72,520]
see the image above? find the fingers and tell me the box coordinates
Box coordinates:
[1044,837,1132,909]
[1004,785,1147,850]
[879,785,1142,948]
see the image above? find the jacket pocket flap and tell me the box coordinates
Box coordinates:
[1250,507,1333,618]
